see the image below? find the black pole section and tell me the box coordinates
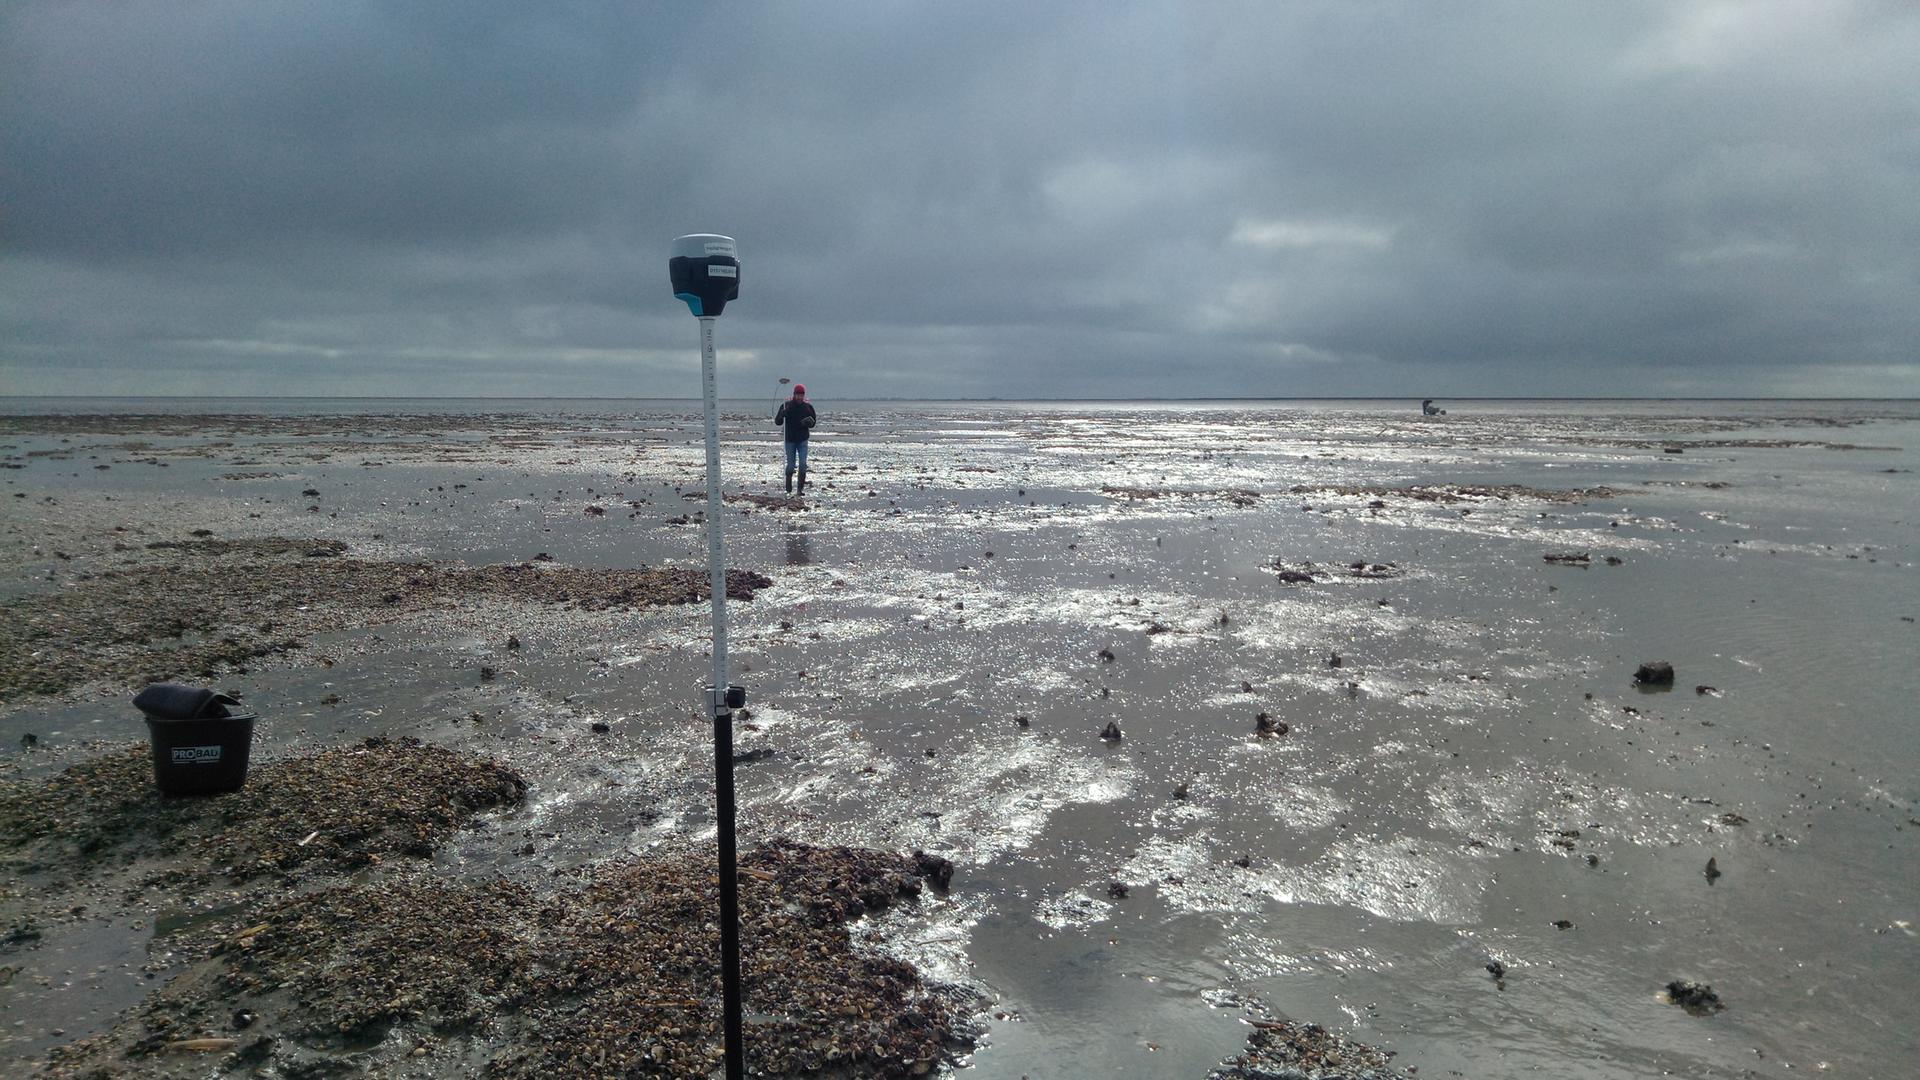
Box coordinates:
[713,706,745,1080]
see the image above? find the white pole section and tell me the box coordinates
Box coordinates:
[699,315,728,693]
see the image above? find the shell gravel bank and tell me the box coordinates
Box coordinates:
[4,739,975,1078]
[1282,481,1620,504]
[0,535,774,699]
[39,839,972,1079]
[0,737,526,897]
[1206,1018,1409,1080]
[1,737,529,1073]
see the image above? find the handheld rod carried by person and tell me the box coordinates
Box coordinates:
[668,232,748,1080]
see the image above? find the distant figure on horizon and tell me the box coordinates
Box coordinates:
[1422,399,1447,416]
[774,383,817,494]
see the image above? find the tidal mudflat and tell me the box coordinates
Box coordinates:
[2,398,1915,1078]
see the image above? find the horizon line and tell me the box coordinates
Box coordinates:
[4,394,1917,403]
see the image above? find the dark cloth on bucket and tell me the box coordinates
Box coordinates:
[134,683,242,720]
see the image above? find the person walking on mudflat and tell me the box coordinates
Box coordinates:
[774,383,817,493]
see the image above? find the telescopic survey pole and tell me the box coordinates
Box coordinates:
[669,233,746,1080]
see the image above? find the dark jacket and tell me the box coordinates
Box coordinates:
[774,400,816,442]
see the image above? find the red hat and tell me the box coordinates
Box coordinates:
[792,383,805,395]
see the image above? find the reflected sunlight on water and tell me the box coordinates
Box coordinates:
[2,398,1915,1078]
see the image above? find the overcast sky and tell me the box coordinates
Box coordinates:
[4,2,1916,400]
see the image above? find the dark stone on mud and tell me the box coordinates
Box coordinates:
[1635,661,1675,685]
[506,634,521,650]
[1108,881,1129,899]
[1099,721,1123,741]
[1327,653,1342,668]
[1014,715,1030,729]
[1172,781,1189,800]
[1695,684,1719,695]
[1544,551,1591,564]
[1552,919,1574,930]
[1665,979,1724,1015]
[912,850,954,889]
[1274,570,1315,584]
[232,1009,256,1029]
[590,721,611,734]
[1256,713,1287,737]
[1347,561,1400,578]
[1098,647,1116,663]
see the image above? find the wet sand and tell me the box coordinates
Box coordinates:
[2,399,1916,1078]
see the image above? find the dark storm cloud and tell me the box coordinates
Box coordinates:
[3,1,1916,397]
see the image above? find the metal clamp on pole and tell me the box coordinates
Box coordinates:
[706,684,747,717]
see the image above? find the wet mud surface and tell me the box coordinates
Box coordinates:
[3,399,1916,1078]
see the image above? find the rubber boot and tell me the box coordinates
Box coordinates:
[798,468,807,495]
[784,469,793,493]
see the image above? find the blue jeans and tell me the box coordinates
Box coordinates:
[784,440,809,473]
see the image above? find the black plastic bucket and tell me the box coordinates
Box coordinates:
[144,712,256,795]
[134,683,257,795]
